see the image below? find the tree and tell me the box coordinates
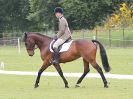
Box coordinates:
[59,0,113,29]
[0,0,115,33]
[0,0,32,33]
[28,0,114,30]
[27,0,59,31]
[105,2,133,29]
[0,0,9,32]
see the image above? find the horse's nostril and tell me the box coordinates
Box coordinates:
[29,54,33,56]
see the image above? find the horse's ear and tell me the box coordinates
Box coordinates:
[24,32,27,38]
[23,32,27,42]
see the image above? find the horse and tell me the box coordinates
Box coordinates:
[23,32,111,88]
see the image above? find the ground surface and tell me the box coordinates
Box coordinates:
[0,47,133,99]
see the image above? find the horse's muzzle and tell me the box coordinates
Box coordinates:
[28,51,34,56]
[29,54,34,56]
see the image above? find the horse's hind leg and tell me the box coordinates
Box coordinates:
[54,64,69,88]
[75,59,90,87]
[91,61,108,88]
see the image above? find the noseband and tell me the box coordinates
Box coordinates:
[26,45,38,51]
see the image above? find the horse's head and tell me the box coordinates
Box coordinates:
[23,32,36,56]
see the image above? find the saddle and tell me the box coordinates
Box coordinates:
[49,37,73,52]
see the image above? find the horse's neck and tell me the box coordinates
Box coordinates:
[34,35,52,50]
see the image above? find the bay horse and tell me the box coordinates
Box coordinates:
[23,32,111,88]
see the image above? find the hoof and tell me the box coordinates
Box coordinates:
[65,85,69,88]
[34,84,39,88]
[104,84,108,88]
[75,84,80,88]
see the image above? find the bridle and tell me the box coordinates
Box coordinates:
[24,36,38,51]
[26,45,38,51]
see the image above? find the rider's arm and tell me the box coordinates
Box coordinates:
[56,19,66,38]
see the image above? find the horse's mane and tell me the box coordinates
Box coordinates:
[28,32,53,39]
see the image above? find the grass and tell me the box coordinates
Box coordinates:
[72,29,133,47]
[72,29,133,40]
[0,47,133,74]
[0,75,133,99]
[0,47,133,99]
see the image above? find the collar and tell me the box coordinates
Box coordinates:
[59,15,63,19]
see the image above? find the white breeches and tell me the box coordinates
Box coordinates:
[53,39,66,48]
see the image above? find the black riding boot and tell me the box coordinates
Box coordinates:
[52,48,59,65]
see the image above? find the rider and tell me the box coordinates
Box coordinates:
[52,7,72,65]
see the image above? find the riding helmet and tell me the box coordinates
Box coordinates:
[54,7,64,14]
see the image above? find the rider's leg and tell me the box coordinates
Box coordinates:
[52,39,65,65]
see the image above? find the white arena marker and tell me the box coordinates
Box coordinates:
[0,62,5,69]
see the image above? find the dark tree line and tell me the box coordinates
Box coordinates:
[0,0,129,34]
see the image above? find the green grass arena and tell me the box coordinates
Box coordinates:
[0,46,133,99]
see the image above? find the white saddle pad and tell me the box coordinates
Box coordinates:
[49,40,73,52]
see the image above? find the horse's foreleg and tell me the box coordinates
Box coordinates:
[54,64,69,88]
[75,59,90,87]
[91,62,108,88]
[34,64,49,88]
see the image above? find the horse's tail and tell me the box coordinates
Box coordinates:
[92,40,111,72]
